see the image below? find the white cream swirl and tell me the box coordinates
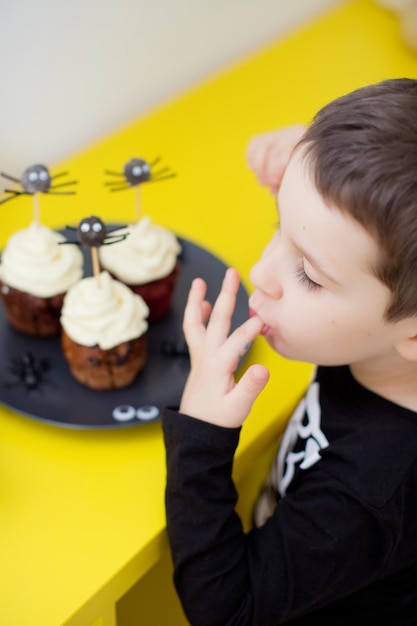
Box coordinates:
[0,222,83,297]
[60,271,149,350]
[99,216,181,284]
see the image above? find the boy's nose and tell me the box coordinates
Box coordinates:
[250,257,283,299]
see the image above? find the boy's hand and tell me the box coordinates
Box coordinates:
[246,124,306,194]
[180,268,270,428]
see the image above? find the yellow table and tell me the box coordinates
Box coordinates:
[1,1,417,624]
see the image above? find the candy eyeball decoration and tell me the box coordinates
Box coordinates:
[77,216,108,248]
[62,216,128,248]
[0,164,77,205]
[61,216,129,286]
[21,165,51,194]
[124,158,151,185]
[104,156,177,222]
[104,156,176,192]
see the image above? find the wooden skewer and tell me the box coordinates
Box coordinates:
[135,185,141,222]
[91,247,101,287]
[33,193,40,225]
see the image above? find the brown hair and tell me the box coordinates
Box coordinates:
[299,78,417,322]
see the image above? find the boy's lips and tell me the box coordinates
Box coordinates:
[249,308,271,336]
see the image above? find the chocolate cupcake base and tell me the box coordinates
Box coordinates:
[61,331,147,391]
[0,280,64,337]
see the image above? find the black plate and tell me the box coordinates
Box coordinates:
[0,234,249,429]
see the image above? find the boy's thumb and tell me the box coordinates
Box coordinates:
[238,364,270,406]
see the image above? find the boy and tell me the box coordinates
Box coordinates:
[162,78,417,624]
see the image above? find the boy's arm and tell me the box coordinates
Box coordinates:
[163,268,268,623]
[246,124,306,194]
[163,408,392,625]
[162,272,393,625]
[162,410,249,624]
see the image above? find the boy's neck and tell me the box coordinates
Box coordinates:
[350,355,417,413]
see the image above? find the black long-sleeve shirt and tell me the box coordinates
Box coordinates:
[163,366,417,625]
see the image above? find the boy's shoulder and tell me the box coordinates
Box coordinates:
[313,366,417,508]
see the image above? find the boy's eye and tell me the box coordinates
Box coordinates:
[296,265,322,291]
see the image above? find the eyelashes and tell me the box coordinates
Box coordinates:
[295,265,322,291]
[268,220,323,292]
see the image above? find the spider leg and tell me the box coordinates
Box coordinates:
[149,157,162,167]
[58,227,80,246]
[50,179,77,190]
[104,170,125,177]
[45,190,77,195]
[0,195,18,205]
[106,184,131,192]
[107,224,127,233]
[148,173,177,183]
[152,166,171,176]
[51,171,69,180]
[0,190,28,205]
[0,172,20,184]
[102,235,128,245]
[104,179,130,187]
[106,232,128,239]
[3,189,25,195]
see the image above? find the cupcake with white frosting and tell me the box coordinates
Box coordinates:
[0,222,83,336]
[98,216,181,321]
[60,271,149,390]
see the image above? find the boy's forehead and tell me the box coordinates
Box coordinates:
[278,147,381,277]
[278,146,314,206]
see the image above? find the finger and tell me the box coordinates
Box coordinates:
[201,300,212,325]
[265,148,288,193]
[246,134,265,170]
[182,277,208,347]
[266,125,306,187]
[206,268,240,344]
[226,315,264,368]
[232,364,270,417]
[246,134,276,186]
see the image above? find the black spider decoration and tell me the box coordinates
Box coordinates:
[61,216,128,248]
[104,157,176,192]
[60,216,129,281]
[160,339,189,359]
[0,164,77,205]
[5,352,50,391]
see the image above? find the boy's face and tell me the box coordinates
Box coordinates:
[249,148,404,367]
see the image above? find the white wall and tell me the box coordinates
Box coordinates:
[1,0,341,183]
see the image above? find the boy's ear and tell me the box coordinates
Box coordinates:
[395,322,417,361]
